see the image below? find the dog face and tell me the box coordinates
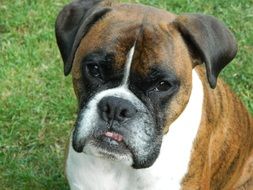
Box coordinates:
[55,0,237,168]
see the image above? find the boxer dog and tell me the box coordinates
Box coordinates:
[55,0,253,189]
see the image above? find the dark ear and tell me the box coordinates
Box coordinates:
[55,0,111,76]
[174,14,237,88]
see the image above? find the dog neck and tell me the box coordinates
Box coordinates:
[66,70,204,190]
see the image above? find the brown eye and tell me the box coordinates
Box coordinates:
[154,81,172,92]
[87,64,101,78]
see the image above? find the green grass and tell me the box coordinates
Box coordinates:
[0,0,252,189]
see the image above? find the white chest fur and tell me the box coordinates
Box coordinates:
[66,70,204,190]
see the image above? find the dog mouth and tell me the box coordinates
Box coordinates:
[103,131,124,143]
[96,130,125,147]
[90,130,132,157]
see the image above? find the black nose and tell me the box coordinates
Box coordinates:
[98,96,137,123]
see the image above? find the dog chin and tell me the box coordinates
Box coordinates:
[83,138,134,166]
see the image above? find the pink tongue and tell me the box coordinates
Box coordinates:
[104,132,123,142]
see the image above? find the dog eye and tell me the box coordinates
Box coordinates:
[153,81,172,92]
[86,64,102,78]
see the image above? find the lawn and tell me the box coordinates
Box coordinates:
[0,0,252,189]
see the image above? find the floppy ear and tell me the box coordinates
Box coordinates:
[174,14,237,88]
[55,0,111,76]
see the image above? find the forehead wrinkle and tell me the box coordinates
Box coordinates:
[112,24,142,68]
[132,23,176,78]
[131,25,157,76]
[109,10,146,69]
[116,21,146,86]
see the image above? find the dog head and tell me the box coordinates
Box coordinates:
[55,0,237,168]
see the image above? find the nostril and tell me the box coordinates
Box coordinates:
[119,109,128,118]
[99,102,112,121]
[119,107,137,120]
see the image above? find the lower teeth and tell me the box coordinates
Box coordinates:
[104,137,119,145]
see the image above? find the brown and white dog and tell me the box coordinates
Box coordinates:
[55,0,253,189]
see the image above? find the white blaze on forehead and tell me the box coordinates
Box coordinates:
[121,43,136,86]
